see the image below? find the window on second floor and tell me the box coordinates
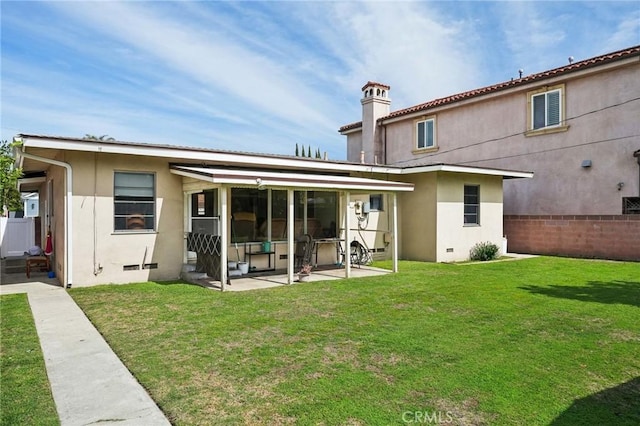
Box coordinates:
[416,118,436,150]
[527,84,565,132]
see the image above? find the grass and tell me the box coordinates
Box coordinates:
[66,257,640,425]
[0,294,59,426]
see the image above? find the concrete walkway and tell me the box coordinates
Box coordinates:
[1,281,171,426]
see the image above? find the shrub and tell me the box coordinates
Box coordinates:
[470,241,500,261]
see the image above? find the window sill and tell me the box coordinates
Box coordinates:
[525,124,569,137]
[412,146,439,155]
[463,224,480,227]
[113,230,158,235]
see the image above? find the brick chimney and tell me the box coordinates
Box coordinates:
[360,81,390,164]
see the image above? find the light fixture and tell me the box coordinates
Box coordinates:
[617,182,624,191]
[581,160,592,168]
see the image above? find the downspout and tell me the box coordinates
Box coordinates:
[634,149,640,196]
[382,121,387,165]
[16,147,74,288]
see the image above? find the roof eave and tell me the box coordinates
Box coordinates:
[170,165,415,192]
[15,134,403,175]
[401,164,534,179]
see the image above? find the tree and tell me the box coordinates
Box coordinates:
[295,143,299,156]
[83,134,115,141]
[316,148,321,159]
[1,140,23,215]
[307,145,311,157]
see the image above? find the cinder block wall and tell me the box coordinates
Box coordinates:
[504,215,640,261]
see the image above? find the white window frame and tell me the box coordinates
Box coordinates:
[114,171,156,232]
[527,84,567,135]
[415,117,436,150]
[463,185,480,226]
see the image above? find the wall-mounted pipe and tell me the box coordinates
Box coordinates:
[634,149,640,196]
[15,144,74,288]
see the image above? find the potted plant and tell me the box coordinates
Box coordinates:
[298,263,313,282]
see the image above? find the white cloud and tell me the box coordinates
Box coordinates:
[2,1,637,159]
[604,12,640,52]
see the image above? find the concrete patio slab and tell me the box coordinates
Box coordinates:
[194,265,392,291]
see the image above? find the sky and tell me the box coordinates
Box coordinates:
[1,1,639,160]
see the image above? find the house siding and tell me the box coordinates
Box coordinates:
[344,51,639,261]
[435,173,503,262]
[398,173,438,261]
[396,172,504,262]
[66,151,184,286]
[381,62,640,215]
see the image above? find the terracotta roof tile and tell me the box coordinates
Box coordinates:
[340,45,640,132]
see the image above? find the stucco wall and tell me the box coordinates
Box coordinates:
[435,173,504,262]
[346,132,363,164]
[39,156,68,284]
[398,173,437,261]
[67,151,184,286]
[344,193,391,261]
[381,61,640,215]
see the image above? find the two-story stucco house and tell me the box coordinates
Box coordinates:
[340,45,640,261]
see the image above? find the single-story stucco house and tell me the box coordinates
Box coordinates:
[13,134,532,288]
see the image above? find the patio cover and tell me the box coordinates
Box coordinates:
[169,165,415,192]
[170,165,413,289]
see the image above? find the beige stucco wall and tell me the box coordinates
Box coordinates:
[38,158,67,283]
[396,172,504,262]
[378,61,639,215]
[344,193,392,261]
[66,151,184,286]
[435,173,503,262]
[346,132,364,164]
[398,173,438,261]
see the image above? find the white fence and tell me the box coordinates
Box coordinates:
[0,217,35,257]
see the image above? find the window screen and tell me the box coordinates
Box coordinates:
[464,185,479,225]
[114,172,155,231]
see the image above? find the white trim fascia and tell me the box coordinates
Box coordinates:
[17,176,46,191]
[17,136,402,175]
[400,164,534,179]
[17,135,533,179]
[170,166,415,192]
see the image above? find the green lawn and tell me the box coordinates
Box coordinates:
[0,294,59,426]
[66,257,640,425]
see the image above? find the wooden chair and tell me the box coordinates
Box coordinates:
[26,256,50,278]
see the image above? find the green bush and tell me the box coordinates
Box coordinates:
[470,241,500,261]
